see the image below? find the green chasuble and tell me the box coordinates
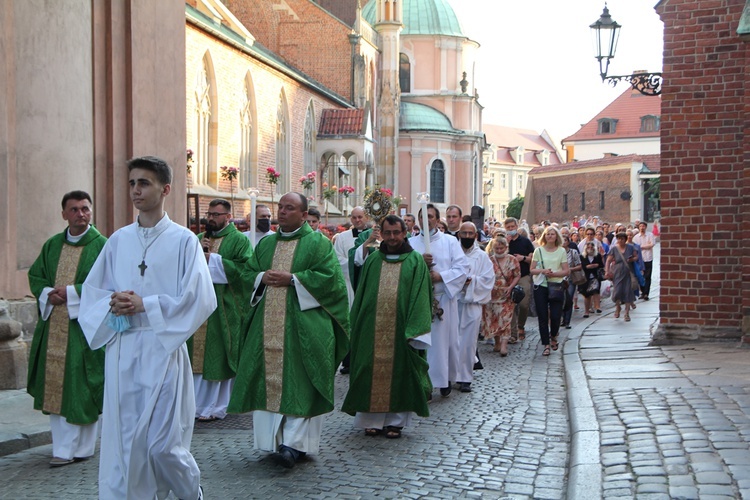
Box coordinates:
[27,226,107,424]
[188,222,251,381]
[341,248,433,418]
[229,223,350,417]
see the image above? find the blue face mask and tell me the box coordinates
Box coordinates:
[506,230,518,237]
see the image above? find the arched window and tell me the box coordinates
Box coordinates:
[239,73,256,190]
[275,91,289,195]
[399,53,410,93]
[194,55,215,186]
[430,159,445,203]
[304,103,316,198]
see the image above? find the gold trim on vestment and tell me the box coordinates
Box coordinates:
[43,244,84,415]
[191,236,224,373]
[369,260,402,412]
[263,239,298,412]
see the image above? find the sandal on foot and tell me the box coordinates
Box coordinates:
[197,415,218,422]
[365,428,382,437]
[551,338,559,351]
[518,329,526,340]
[542,346,551,356]
[384,426,402,439]
[624,314,631,322]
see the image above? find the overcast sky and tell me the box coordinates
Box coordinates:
[446,0,664,146]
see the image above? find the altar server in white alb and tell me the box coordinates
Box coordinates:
[455,222,495,393]
[80,156,216,500]
[409,203,469,397]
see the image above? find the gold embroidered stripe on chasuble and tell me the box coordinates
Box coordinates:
[369,261,402,412]
[44,244,84,414]
[191,236,224,373]
[263,239,299,412]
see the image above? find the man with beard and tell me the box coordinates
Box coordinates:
[243,204,273,248]
[342,215,432,439]
[409,204,469,397]
[27,190,107,467]
[455,222,495,392]
[229,192,349,468]
[189,199,251,422]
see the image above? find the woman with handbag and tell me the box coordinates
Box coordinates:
[561,235,584,329]
[579,242,604,318]
[530,227,570,356]
[605,232,639,321]
[482,236,520,356]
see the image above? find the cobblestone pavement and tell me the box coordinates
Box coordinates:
[0,326,571,499]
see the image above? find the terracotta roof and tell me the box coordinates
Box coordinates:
[529,154,661,175]
[318,108,366,136]
[562,87,661,143]
[484,124,564,166]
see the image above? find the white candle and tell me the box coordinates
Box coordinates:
[416,192,431,254]
[247,187,259,248]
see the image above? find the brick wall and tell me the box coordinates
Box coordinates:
[186,23,345,220]
[655,0,748,339]
[529,168,632,225]
[224,0,353,100]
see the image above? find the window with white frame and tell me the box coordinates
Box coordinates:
[275,92,289,194]
[239,76,254,190]
[194,60,212,186]
[303,104,315,198]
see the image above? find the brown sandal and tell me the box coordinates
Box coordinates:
[551,338,559,351]
[518,329,526,340]
[542,346,551,356]
[384,426,402,439]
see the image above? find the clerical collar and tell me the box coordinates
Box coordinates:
[66,225,91,243]
[379,239,413,255]
[352,228,360,238]
[279,224,304,237]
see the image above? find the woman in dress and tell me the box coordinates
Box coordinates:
[530,227,570,356]
[579,242,604,318]
[561,236,582,329]
[482,236,520,356]
[605,232,639,321]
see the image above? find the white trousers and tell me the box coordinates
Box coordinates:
[253,411,324,454]
[50,415,99,460]
[193,375,233,419]
[456,301,483,384]
[353,412,412,430]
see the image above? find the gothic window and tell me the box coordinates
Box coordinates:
[240,75,255,190]
[194,58,213,186]
[640,115,660,132]
[597,118,618,134]
[430,159,445,203]
[304,103,316,198]
[275,92,289,195]
[563,194,568,212]
[399,53,410,93]
[580,192,586,211]
[599,191,606,210]
[546,195,552,213]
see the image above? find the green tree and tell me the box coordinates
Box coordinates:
[507,195,524,219]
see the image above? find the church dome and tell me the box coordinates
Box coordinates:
[362,0,464,37]
[400,101,461,134]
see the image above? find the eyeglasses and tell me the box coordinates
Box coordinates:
[206,212,230,218]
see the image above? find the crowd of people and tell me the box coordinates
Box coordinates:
[26,154,658,499]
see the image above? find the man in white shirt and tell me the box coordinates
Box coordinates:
[632,221,656,300]
[243,204,273,248]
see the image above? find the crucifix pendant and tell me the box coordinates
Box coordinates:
[138,260,148,276]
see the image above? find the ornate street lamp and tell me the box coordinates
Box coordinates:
[590,4,662,96]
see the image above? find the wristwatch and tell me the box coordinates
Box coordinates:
[289,276,295,287]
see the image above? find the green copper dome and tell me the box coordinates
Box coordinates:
[362,0,464,37]
[400,102,461,134]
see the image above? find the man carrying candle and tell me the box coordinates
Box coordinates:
[409,203,469,397]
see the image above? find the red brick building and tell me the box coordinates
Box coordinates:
[653,0,749,343]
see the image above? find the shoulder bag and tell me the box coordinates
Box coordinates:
[495,255,525,304]
[569,250,587,286]
[537,249,567,305]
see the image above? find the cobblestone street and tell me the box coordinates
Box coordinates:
[0,329,570,499]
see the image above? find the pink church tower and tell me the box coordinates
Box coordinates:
[373,0,402,191]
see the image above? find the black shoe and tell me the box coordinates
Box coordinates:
[473,361,483,370]
[278,446,298,469]
[339,366,350,375]
[642,295,649,301]
[440,385,452,397]
[459,382,472,393]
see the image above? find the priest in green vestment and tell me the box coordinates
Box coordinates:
[27,190,107,467]
[229,192,349,468]
[188,198,251,421]
[342,215,433,439]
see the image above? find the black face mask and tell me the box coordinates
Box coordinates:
[460,237,475,249]
[257,218,271,233]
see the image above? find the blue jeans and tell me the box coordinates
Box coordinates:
[534,285,563,346]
